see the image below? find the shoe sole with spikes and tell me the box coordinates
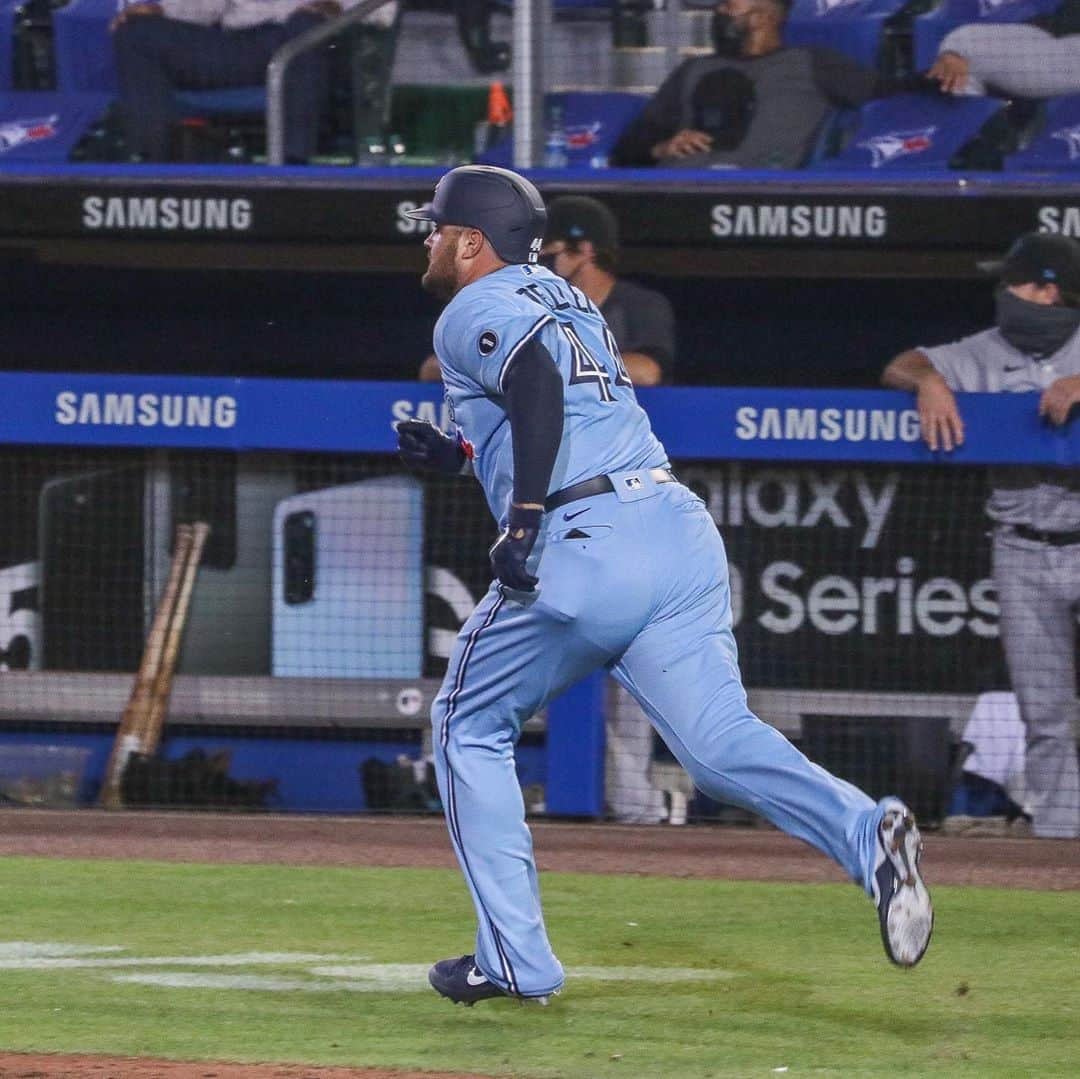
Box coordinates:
[873,802,933,967]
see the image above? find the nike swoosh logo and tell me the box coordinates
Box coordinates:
[563,507,590,521]
[465,967,488,986]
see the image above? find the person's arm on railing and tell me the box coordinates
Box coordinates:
[882,349,965,452]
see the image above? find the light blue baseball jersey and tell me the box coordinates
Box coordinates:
[433,264,669,522]
[427,263,893,1002]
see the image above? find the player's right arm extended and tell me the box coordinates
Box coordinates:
[489,338,564,592]
[881,349,964,452]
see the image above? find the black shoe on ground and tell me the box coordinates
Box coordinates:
[428,954,551,1006]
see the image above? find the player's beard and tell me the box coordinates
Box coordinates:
[421,231,461,301]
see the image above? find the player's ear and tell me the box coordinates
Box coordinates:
[460,227,486,260]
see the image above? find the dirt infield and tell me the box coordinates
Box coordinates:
[0,809,1076,889]
[0,809,1075,1079]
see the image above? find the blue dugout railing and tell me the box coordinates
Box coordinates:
[2,373,1076,815]
[4,372,1079,464]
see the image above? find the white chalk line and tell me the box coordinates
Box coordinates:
[0,943,735,994]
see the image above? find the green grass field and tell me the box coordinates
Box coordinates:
[0,857,1076,1078]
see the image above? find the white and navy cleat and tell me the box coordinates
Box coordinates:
[872,801,933,967]
[428,954,550,1007]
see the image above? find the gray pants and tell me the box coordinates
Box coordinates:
[992,529,1080,839]
[606,682,667,824]
[941,25,1080,98]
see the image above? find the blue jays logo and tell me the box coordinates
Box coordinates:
[858,126,936,167]
[0,115,59,154]
[1051,124,1080,160]
[565,122,602,152]
[815,0,864,15]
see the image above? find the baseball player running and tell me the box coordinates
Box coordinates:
[397,166,933,1006]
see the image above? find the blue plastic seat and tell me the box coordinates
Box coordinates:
[477,90,649,168]
[0,90,113,161]
[174,87,269,116]
[912,0,1061,72]
[53,0,118,92]
[1004,93,1080,170]
[783,0,912,70]
[53,0,265,111]
[804,105,859,165]
[0,0,17,91]
[809,92,1004,168]
[551,90,648,166]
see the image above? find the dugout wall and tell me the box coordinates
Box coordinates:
[0,375,1076,825]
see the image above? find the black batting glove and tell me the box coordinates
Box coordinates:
[489,505,542,592]
[396,419,466,475]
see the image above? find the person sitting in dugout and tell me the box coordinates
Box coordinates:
[610,0,938,171]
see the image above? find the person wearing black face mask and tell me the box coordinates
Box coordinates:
[610,0,936,170]
[539,196,675,388]
[882,232,1080,841]
[421,196,678,387]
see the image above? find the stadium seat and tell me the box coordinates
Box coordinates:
[0,90,113,161]
[808,92,1004,169]
[0,1,17,91]
[52,1,400,161]
[783,0,913,71]
[476,89,649,168]
[1004,93,1080,170]
[911,0,1061,73]
[53,0,117,92]
[804,105,859,165]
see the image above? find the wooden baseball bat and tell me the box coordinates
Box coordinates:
[139,520,210,758]
[99,523,194,808]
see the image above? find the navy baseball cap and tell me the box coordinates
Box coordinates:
[544,196,619,252]
[978,232,1080,296]
[404,165,547,265]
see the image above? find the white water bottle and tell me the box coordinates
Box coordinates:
[543,105,567,169]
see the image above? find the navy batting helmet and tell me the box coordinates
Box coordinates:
[404,165,547,265]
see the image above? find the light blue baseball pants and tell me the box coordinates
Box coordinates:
[431,473,888,997]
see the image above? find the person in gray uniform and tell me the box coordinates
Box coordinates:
[610,0,936,170]
[882,231,1080,840]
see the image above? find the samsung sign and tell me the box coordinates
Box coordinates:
[734,406,922,443]
[55,391,237,429]
[0,374,1072,461]
[81,195,253,232]
[710,202,888,239]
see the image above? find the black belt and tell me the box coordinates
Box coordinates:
[1012,524,1080,547]
[545,468,676,512]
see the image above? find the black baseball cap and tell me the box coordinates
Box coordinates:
[544,196,619,252]
[978,232,1080,295]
